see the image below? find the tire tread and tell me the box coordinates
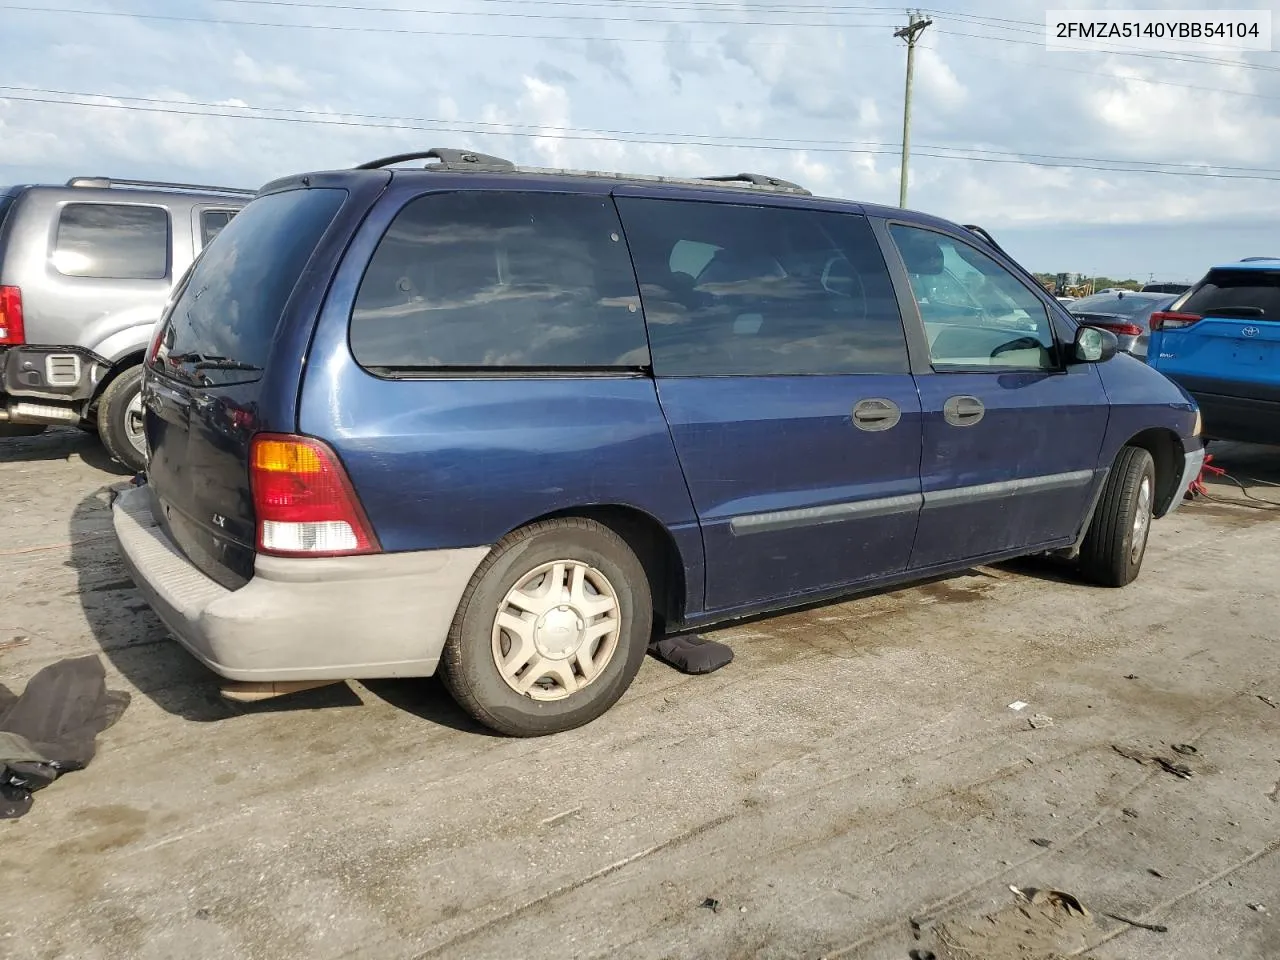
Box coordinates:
[96,366,145,473]
[440,517,649,737]
[1078,445,1154,587]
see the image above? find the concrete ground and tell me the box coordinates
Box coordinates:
[1,429,1278,960]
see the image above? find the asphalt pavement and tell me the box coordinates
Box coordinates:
[2,430,1278,960]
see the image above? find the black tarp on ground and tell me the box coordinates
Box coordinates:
[648,635,734,675]
[0,655,130,819]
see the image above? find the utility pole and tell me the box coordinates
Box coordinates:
[894,11,932,208]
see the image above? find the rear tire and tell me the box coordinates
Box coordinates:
[440,518,652,737]
[1077,446,1156,587]
[0,423,46,438]
[96,365,146,473]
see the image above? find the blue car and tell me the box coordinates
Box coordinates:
[1148,258,1280,445]
[112,148,1204,735]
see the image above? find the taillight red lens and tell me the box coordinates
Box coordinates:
[249,434,380,558]
[1150,311,1201,331]
[147,320,165,364]
[1089,321,1144,337]
[0,286,24,345]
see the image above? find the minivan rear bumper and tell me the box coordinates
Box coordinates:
[112,485,490,682]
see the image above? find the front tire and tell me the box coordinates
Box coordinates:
[96,365,146,473]
[440,518,652,737]
[1077,446,1156,587]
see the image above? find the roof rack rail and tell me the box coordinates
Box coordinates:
[355,148,516,172]
[65,176,256,197]
[962,224,1007,255]
[354,147,813,195]
[701,173,810,194]
[1240,256,1279,262]
[350,146,808,195]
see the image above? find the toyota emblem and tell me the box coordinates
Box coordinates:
[1242,326,1260,338]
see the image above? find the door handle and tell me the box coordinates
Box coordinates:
[851,398,902,432]
[943,395,985,427]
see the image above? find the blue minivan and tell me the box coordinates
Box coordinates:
[113,149,1204,736]
[1147,257,1280,445]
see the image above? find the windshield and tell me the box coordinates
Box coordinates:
[152,187,345,385]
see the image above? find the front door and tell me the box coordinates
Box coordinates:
[615,193,924,614]
[884,223,1110,570]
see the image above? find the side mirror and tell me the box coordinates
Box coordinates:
[1073,325,1119,363]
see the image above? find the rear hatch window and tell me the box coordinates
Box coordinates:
[0,194,14,230]
[1179,268,1280,321]
[152,187,346,385]
[146,187,346,589]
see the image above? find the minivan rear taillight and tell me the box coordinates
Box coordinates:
[1150,311,1201,331]
[0,286,24,345]
[249,434,381,557]
[147,319,165,365]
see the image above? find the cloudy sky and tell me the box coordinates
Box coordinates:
[1,0,1277,280]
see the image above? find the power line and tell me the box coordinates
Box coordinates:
[935,28,1280,74]
[5,88,1279,181]
[0,5,901,40]
[6,84,1278,173]
[218,0,909,20]
[917,43,1280,102]
[9,4,1279,72]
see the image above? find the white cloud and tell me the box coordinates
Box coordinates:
[0,0,1276,278]
[230,52,308,95]
[915,49,968,108]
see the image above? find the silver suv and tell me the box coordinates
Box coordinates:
[0,176,252,471]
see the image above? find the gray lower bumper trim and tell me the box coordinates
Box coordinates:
[112,485,490,682]
[1164,442,1205,517]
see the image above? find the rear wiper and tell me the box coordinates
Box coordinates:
[166,351,228,364]
[191,359,261,372]
[164,352,260,372]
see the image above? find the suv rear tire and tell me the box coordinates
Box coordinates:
[440,518,652,737]
[96,365,146,474]
[1077,446,1156,587]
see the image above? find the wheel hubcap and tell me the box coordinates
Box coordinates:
[124,390,146,456]
[1131,476,1153,564]
[491,560,621,702]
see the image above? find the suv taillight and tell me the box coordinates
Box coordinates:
[1150,311,1201,331]
[249,434,380,557]
[0,286,24,345]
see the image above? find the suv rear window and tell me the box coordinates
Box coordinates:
[0,194,14,231]
[154,188,345,384]
[350,192,648,371]
[53,203,170,279]
[1180,269,1280,320]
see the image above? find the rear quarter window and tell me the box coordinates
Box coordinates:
[1180,269,1280,320]
[154,188,345,384]
[350,191,649,371]
[52,203,170,279]
[200,209,238,248]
